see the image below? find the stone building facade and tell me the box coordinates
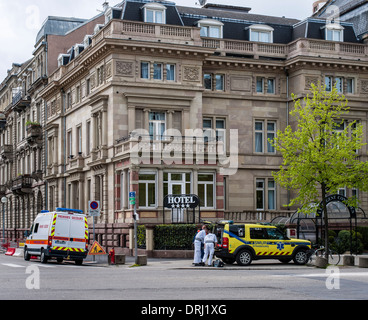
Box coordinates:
[1,0,368,250]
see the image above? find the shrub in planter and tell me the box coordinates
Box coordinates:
[335,230,364,254]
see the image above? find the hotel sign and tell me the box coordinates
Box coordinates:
[164,194,200,209]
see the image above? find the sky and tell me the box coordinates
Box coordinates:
[0,0,317,82]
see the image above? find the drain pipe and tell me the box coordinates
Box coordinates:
[61,88,67,207]
[284,67,290,210]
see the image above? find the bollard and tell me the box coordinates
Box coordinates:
[358,257,368,268]
[137,255,147,266]
[343,255,355,266]
[315,256,328,268]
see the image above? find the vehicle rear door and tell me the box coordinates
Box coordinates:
[69,214,87,251]
[53,214,71,250]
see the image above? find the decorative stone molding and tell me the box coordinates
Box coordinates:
[305,76,320,90]
[116,61,134,77]
[360,79,368,94]
[183,66,200,82]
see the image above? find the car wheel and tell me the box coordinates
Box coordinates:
[24,247,30,261]
[40,249,48,264]
[236,250,252,266]
[75,259,83,266]
[293,249,308,265]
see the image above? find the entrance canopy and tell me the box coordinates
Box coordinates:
[272,194,367,243]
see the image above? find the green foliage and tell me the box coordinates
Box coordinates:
[331,230,364,254]
[269,83,368,211]
[357,226,368,250]
[137,225,146,249]
[153,224,200,250]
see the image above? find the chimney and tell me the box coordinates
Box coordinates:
[102,1,109,12]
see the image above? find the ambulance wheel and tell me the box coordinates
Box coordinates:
[24,248,30,261]
[293,249,308,265]
[40,249,48,264]
[56,258,63,263]
[75,259,83,265]
[236,249,252,266]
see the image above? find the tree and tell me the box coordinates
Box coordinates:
[270,83,368,260]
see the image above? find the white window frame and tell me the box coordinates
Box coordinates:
[143,3,167,24]
[138,172,157,208]
[346,78,354,94]
[248,24,274,43]
[149,111,166,140]
[256,178,276,211]
[255,119,277,154]
[153,63,163,80]
[166,64,176,81]
[198,173,216,209]
[325,76,343,93]
[197,19,224,39]
[324,23,344,42]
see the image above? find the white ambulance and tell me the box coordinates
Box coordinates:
[24,208,89,265]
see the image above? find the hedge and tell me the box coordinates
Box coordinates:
[153,224,200,250]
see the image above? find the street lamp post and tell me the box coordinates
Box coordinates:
[1,197,7,246]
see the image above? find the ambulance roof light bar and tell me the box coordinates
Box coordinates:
[56,207,84,214]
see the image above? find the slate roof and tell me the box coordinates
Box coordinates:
[118,0,359,43]
[36,16,88,45]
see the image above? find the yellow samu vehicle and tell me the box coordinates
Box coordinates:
[214,221,311,266]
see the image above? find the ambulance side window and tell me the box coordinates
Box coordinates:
[33,223,39,234]
[250,228,267,239]
[266,228,285,240]
[229,225,245,238]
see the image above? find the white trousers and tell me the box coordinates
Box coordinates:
[202,242,215,266]
[193,240,202,264]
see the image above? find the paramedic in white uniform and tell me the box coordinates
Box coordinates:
[193,225,207,266]
[202,229,218,266]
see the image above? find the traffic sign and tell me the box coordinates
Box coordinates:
[88,241,106,255]
[129,191,136,205]
[88,200,101,217]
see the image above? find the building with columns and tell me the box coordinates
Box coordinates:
[1,0,368,250]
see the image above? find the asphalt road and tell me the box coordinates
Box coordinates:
[1,253,368,302]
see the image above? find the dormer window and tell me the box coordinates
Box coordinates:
[197,19,224,38]
[248,24,274,43]
[324,23,344,42]
[143,3,167,24]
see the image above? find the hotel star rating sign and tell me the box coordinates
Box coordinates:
[163,195,200,209]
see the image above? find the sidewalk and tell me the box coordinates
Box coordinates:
[84,254,367,270]
[85,255,314,270]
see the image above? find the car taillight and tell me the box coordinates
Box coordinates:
[222,237,229,249]
[48,236,52,247]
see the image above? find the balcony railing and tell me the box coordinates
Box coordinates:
[12,175,33,194]
[114,134,225,161]
[0,144,13,161]
[48,19,368,84]
[12,90,31,112]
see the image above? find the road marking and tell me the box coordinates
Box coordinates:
[1,263,24,268]
[273,271,368,278]
[1,263,55,268]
